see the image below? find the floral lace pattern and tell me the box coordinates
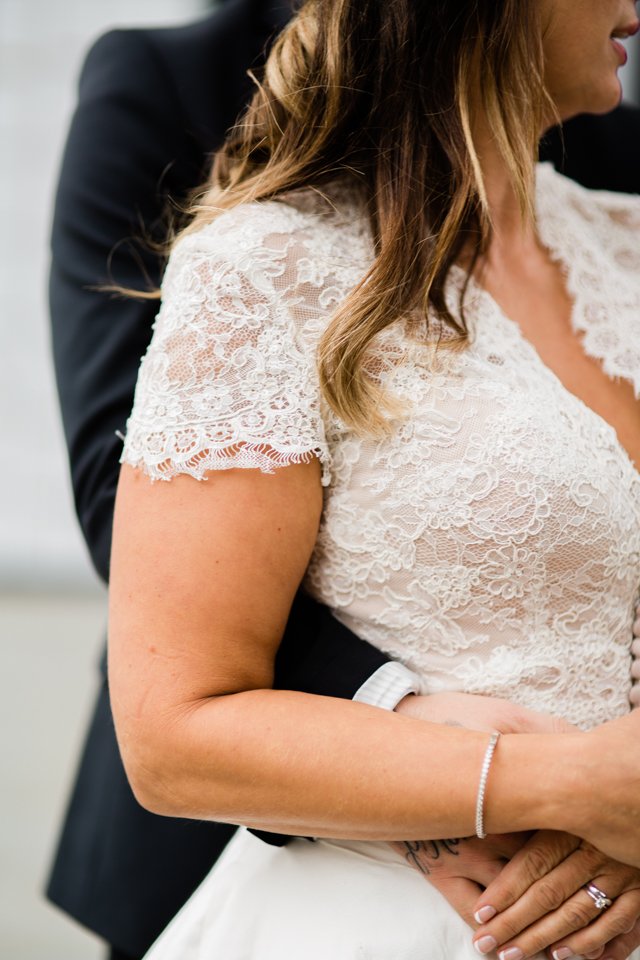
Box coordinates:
[122,165,640,731]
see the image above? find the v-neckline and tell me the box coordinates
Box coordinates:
[449,163,640,485]
[485,296,640,485]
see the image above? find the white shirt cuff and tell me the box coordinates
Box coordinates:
[353,662,424,711]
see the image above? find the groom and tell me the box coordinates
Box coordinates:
[47,1,640,958]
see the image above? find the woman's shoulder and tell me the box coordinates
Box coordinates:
[161,181,373,328]
[537,161,640,232]
[536,162,640,399]
[537,162,640,295]
[124,185,354,487]
[169,180,370,273]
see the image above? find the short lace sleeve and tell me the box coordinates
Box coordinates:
[120,204,332,484]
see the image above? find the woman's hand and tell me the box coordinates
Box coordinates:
[471,830,640,960]
[393,694,640,957]
[392,692,574,928]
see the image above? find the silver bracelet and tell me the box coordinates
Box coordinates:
[475,731,501,839]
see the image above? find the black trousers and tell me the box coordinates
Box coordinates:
[109,949,140,960]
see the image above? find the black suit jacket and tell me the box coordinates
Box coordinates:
[47,0,640,951]
[541,104,640,192]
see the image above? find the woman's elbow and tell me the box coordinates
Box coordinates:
[112,719,184,815]
[111,702,202,818]
[122,747,186,817]
[112,696,237,820]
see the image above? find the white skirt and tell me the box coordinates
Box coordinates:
[142,828,546,959]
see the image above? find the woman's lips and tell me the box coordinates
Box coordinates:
[611,37,629,64]
[610,22,639,66]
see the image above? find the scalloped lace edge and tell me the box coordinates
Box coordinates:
[120,439,332,486]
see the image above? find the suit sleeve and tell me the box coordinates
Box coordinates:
[49,28,390,697]
[49,29,199,584]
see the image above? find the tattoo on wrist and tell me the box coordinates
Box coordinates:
[402,838,461,875]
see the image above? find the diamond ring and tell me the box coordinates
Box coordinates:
[584,883,613,910]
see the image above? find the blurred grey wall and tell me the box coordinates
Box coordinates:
[624,32,640,104]
[0,0,206,591]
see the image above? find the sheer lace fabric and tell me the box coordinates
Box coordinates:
[122,164,640,731]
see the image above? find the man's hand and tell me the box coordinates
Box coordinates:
[395,690,576,735]
[389,834,530,928]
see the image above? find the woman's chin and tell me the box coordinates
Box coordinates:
[558,80,624,122]
[591,79,625,114]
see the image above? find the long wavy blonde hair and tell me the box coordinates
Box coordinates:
[180,0,553,432]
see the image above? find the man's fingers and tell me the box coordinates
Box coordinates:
[485,833,535,862]
[473,831,582,920]
[390,834,526,887]
[448,833,528,867]
[426,875,484,928]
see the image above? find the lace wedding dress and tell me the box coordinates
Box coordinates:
[121,164,640,959]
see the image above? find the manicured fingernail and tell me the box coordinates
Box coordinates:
[552,950,573,960]
[499,950,524,960]
[474,936,498,955]
[474,905,497,924]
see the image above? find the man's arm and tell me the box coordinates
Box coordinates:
[50,29,200,583]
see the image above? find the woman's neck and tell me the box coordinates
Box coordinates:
[472,117,540,267]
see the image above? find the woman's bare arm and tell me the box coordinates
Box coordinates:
[107,459,635,848]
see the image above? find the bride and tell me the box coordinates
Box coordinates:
[108,0,640,957]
